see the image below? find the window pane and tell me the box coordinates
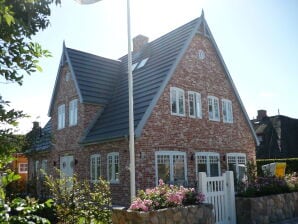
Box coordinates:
[115,155,119,182]
[91,157,95,181]
[189,93,194,116]
[208,98,213,119]
[171,90,177,114]
[108,156,113,181]
[214,98,219,119]
[197,164,207,174]
[173,155,185,184]
[178,91,184,115]
[195,93,201,118]
[210,163,219,177]
[157,155,170,184]
[96,157,100,178]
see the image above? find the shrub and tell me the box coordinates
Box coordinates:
[129,179,205,212]
[45,171,112,224]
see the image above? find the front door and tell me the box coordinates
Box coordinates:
[60,155,74,178]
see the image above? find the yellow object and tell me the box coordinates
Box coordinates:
[275,162,286,177]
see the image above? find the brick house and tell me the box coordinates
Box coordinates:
[26,12,258,205]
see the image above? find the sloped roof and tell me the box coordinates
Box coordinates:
[253,115,298,159]
[48,46,121,115]
[81,17,201,144]
[25,120,52,153]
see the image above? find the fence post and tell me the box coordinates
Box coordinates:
[198,172,207,202]
[225,171,236,224]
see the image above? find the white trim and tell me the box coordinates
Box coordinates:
[58,104,65,129]
[170,87,185,116]
[107,152,119,184]
[222,99,233,123]
[155,151,187,186]
[188,91,202,118]
[18,163,28,173]
[90,154,101,183]
[69,99,78,126]
[195,152,221,177]
[208,96,220,121]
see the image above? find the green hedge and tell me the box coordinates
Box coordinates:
[256,158,298,176]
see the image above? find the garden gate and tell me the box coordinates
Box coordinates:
[198,171,236,224]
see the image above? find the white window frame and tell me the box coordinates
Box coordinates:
[222,99,233,123]
[58,104,65,129]
[18,163,28,173]
[188,91,202,118]
[155,151,187,186]
[69,99,78,126]
[226,153,247,181]
[137,58,149,69]
[170,87,185,116]
[195,152,221,177]
[107,152,119,184]
[90,154,101,183]
[208,96,220,121]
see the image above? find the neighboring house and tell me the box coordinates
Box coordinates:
[9,153,28,193]
[26,12,258,206]
[252,110,298,159]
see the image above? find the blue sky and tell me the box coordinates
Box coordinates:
[1,0,298,133]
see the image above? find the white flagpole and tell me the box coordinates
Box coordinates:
[76,0,136,202]
[126,0,136,202]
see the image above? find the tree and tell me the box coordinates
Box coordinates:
[0,0,61,164]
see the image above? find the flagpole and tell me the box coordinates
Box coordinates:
[126,0,136,202]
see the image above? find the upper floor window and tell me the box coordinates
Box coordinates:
[18,163,28,173]
[196,152,220,177]
[208,96,220,121]
[90,154,101,183]
[188,91,202,118]
[222,99,233,123]
[58,104,65,129]
[170,87,185,116]
[107,152,119,184]
[155,151,187,186]
[137,58,149,69]
[69,99,78,126]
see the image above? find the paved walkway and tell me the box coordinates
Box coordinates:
[273,217,298,224]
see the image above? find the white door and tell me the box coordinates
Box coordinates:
[60,155,74,178]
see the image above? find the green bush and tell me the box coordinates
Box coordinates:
[45,171,112,224]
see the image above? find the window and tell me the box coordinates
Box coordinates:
[155,151,187,185]
[188,91,202,118]
[58,104,65,129]
[196,152,220,177]
[69,99,78,126]
[132,63,138,72]
[227,153,246,182]
[90,154,101,183]
[208,96,220,121]
[222,99,233,123]
[170,87,185,116]
[137,58,149,69]
[18,163,28,173]
[107,152,119,183]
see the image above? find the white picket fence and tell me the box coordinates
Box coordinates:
[198,171,236,224]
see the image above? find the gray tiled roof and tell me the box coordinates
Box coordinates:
[66,48,121,105]
[81,17,200,144]
[26,120,52,152]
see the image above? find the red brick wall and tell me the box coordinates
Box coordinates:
[134,33,256,191]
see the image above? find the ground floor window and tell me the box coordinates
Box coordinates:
[18,163,28,173]
[90,154,101,183]
[196,152,220,177]
[155,151,187,185]
[226,153,246,182]
[107,152,119,184]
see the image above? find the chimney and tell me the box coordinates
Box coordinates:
[33,121,40,129]
[133,35,149,52]
[257,110,267,121]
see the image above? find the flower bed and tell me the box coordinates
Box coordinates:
[112,180,214,224]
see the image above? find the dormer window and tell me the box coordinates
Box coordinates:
[58,104,65,129]
[132,63,138,72]
[137,58,149,69]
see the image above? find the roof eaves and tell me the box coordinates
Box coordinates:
[204,18,260,146]
[135,17,203,137]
